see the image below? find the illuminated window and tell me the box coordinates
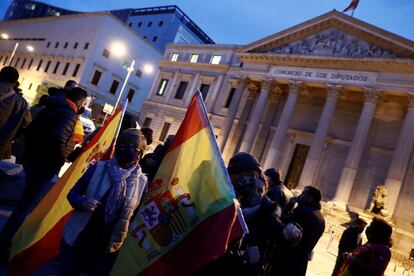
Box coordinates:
[170,53,179,62]
[156,79,168,96]
[190,54,199,63]
[210,55,222,64]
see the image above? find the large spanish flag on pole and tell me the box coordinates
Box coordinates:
[7,106,124,275]
[343,0,360,13]
[111,92,246,275]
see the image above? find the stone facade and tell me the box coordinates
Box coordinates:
[139,11,414,251]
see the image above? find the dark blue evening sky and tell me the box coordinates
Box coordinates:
[1,0,413,45]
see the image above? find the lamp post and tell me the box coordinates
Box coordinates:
[113,59,135,112]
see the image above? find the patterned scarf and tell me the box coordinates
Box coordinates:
[105,158,139,223]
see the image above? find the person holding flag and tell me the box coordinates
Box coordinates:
[58,128,148,275]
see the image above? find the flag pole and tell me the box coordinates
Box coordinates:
[351,9,355,17]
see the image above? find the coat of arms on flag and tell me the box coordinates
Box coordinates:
[110,92,246,275]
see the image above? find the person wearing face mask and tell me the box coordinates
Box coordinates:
[270,186,325,276]
[226,152,302,275]
[58,128,148,275]
[0,87,88,263]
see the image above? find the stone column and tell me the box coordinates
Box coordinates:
[298,84,342,188]
[263,81,302,169]
[218,78,246,152]
[239,79,273,153]
[383,94,414,216]
[206,74,224,112]
[165,70,180,103]
[334,88,380,207]
[185,72,201,106]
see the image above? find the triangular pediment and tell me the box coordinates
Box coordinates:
[238,11,414,59]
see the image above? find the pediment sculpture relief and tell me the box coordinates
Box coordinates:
[266,29,398,58]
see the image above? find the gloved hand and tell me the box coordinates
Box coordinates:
[243,246,260,264]
[81,197,100,212]
[283,222,302,247]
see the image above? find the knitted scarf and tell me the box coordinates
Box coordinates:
[105,158,139,223]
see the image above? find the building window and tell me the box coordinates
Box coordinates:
[147,21,152,27]
[156,79,168,96]
[44,60,51,72]
[152,36,158,42]
[55,42,59,48]
[136,69,142,78]
[190,54,199,63]
[10,57,14,65]
[91,70,102,86]
[127,88,135,102]
[159,122,171,142]
[143,117,152,127]
[36,60,43,71]
[74,42,78,49]
[53,61,60,74]
[3,56,8,66]
[225,88,236,108]
[62,62,70,75]
[28,58,33,69]
[170,53,179,62]
[46,42,50,48]
[109,80,119,94]
[199,84,210,100]
[28,83,33,90]
[14,57,20,67]
[143,36,147,40]
[64,42,68,48]
[102,49,110,58]
[21,58,26,69]
[128,22,132,27]
[174,81,188,99]
[72,63,81,77]
[158,21,164,27]
[84,43,89,50]
[138,22,142,27]
[211,55,222,64]
[0,56,2,63]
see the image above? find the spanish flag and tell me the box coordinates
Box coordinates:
[343,0,360,12]
[7,107,124,275]
[110,92,245,275]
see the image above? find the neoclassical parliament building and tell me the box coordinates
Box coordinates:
[139,11,414,249]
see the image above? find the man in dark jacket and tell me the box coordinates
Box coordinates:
[0,66,31,160]
[197,153,302,275]
[265,168,293,216]
[271,186,325,276]
[332,218,367,275]
[0,87,87,262]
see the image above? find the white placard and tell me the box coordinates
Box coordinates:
[103,103,114,114]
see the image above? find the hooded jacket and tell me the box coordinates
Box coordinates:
[24,95,77,171]
[0,81,31,159]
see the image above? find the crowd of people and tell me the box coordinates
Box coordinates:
[0,65,394,275]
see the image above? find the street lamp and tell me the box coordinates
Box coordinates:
[1,33,19,66]
[26,45,34,52]
[1,33,9,39]
[110,40,135,112]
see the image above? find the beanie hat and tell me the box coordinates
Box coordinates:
[227,152,262,175]
[117,128,146,153]
[264,168,282,185]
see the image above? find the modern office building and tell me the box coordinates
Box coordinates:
[0,12,162,116]
[3,0,214,52]
[139,10,414,251]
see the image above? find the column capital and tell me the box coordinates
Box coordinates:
[326,84,344,99]
[406,93,414,109]
[288,80,303,95]
[363,87,382,105]
[261,78,276,91]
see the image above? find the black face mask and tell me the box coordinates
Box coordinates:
[77,106,85,115]
[234,175,260,207]
[115,146,141,168]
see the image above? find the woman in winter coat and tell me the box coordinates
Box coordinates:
[336,217,392,276]
[58,128,148,275]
